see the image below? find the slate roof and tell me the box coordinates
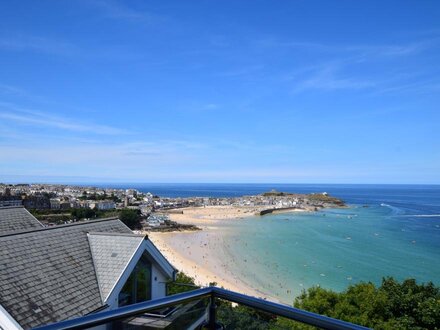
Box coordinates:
[0,218,132,329]
[88,232,145,302]
[0,206,43,235]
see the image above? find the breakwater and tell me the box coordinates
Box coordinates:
[259,206,306,215]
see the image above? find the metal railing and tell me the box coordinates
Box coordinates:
[33,286,371,330]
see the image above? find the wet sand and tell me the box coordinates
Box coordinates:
[147,206,307,303]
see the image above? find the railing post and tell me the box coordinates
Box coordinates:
[208,292,217,330]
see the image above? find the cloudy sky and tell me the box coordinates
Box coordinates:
[0,1,439,183]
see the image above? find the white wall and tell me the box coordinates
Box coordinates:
[151,264,168,299]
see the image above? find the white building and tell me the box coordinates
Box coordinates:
[49,198,61,209]
[96,200,116,210]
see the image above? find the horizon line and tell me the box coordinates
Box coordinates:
[1,180,439,186]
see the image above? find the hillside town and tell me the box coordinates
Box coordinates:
[0,183,345,229]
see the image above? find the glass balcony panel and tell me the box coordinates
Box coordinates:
[216,299,317,330]
[79,299,209,329]
[32,287,369,330]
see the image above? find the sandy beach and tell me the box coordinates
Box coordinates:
[164,205,265,225]
[147,206,307,303]
[162,205,308,226]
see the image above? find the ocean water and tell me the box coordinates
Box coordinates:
[214,185,439,303]
[101,183,440,302]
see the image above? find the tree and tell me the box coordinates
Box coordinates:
[71,208,96,220]
[166,273,439,329]
[119,208,141,229]
[166,272,200,296]
[287,277,440,330]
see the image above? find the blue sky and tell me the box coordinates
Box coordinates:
[0,1,439,184]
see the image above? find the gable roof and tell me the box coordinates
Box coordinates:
[0,218,132,329]
[0,206,43,235]
[144,239,177,279]
[87,232,145,302]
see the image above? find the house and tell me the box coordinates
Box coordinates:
[0,207,176,330]
[49,198,61,209]
[0,206,43,235]
[0,198,22,208]
[22,195,51,210]
[95,200,116,210]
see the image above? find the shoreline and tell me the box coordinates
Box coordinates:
[148,231,277,301]
[160,205,312,226]
[147,206,311,304]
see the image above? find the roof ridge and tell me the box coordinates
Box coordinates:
[22,206,45,228]
[88,232,145,238]
[0,217,122,238]
[0,206,24,210]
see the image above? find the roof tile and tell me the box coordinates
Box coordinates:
[0,218,131,329]
[0,207,43,235]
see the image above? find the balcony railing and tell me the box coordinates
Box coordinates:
[33,286,370,330]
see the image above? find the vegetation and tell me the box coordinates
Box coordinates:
[30,211,72,223]
[167,272,201,296]
[78,191,121,202]
[71,208,100,219]
[290,277,440,330]
[306,193,345,206]
[166,273,439,330]
[31,209,72,215]
[261,190,345,207]
[262,190,292,197]
[31,208,115,223]
[118,208,142,229]
[30,207,138,227]
[40,192,56,199]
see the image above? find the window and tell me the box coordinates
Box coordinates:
[118,252,152,306]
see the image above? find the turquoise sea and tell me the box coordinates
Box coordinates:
[100,183,440,302]
[221,203,439,302]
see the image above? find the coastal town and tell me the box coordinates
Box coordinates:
[0,183,345,229]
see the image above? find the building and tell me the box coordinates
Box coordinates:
[96,200,116,210]
[0,206,43,235]
[0,199,22,207]
[0,207,176,330]
[49,198,61,209]
[88,200,116,210]
[22,195,51,210]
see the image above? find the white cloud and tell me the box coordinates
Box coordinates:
[291,65,375,93]
[254,36,439,58]
[0,102,127,135]
[0,35,80,57]
[0,84,27,96]
[88,0,162,24]
[0,33,143,62]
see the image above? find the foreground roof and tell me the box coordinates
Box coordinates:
[0,218,132,329]
[0,206,43,235]
[88,232,145,302]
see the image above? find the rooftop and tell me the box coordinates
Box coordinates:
[87,232,145,302]
[0,218,132,329]
[0,206,43,235]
